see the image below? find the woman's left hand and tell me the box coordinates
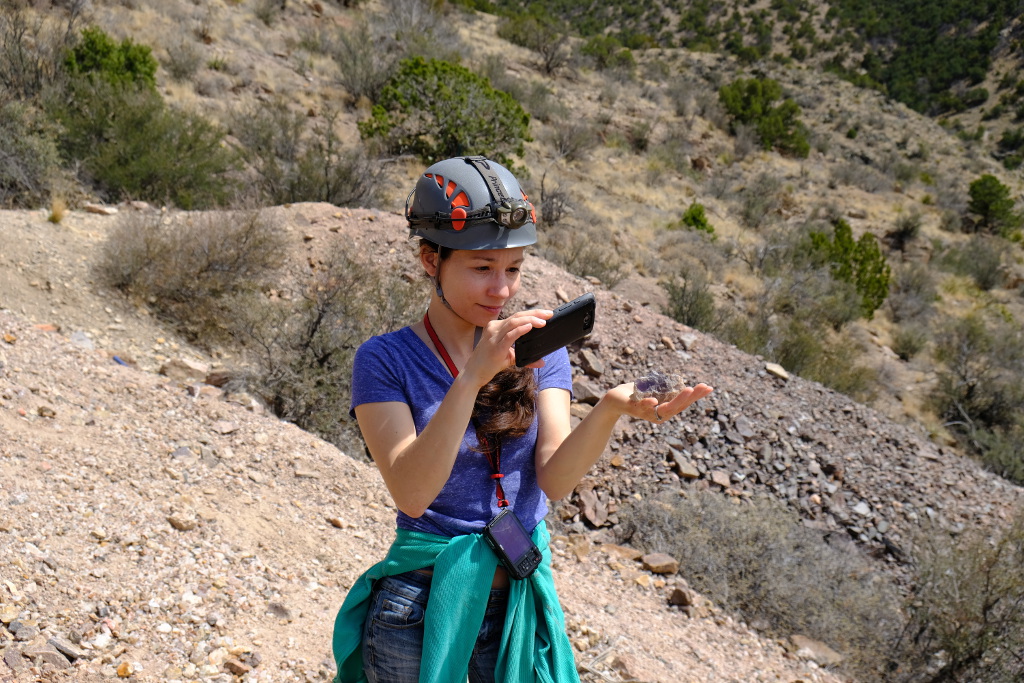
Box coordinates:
[604,381,715,423]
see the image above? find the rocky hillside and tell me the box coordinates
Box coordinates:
[2,202,1022,681]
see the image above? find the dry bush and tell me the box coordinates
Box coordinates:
[891,323,930,361]
[935,235,1004,291]
[887,262,937,324]
[621,490,903,682]
[236,245,420,453]
[830,159,891,193]
[661,265,727,333]
[544,119,598,162]
[736,171,785,229]
[328,16,397,104]
[96,209,287,341]
[0,98,62,208]
[0,0,84,99]
[536,215,630,288]
[231,100,384,208]
[538,170,573,225]
[649,128,695,175]
[164,38,202,82]
[891,509,1024,683]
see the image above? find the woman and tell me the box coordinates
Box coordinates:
[331,156,713,683]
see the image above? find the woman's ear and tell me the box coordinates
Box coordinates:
[420,247,439,277]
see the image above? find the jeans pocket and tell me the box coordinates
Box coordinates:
[375,596,425,629]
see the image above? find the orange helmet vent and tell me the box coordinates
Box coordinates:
[450,191,469,208]
[445,180,457,198]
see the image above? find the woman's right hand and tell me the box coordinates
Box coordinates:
[461,309,552,387]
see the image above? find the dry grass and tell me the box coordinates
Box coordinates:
[47,196,66,224]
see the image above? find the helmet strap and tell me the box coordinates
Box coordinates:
[463,156,513,204]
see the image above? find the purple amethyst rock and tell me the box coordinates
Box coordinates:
[629,371,685,403]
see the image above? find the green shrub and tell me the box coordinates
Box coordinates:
[237,244,420,450]
[232,100,384,207]
[808,219,891,319]
[64,26,157,89]
[968,174,1022,236]
[893,509,1024,681]
[358,56,530,168]
[96,210,287,341]
[677,202,714,235]
[0,99,62,208]
[50,78,236,208]
[580,34,636,72]
[718,76,810,157]
[621,490,902,682]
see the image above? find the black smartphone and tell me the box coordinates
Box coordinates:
[483,508,543,580]
[514,292,596,367]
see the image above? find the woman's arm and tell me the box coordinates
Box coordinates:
[535,382,714,501]
[354,372,481,518]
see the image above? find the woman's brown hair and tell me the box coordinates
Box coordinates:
[420,240,538,444]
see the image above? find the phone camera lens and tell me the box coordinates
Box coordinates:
[584,313,592,327]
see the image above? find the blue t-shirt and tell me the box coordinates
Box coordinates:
[350,326,573,537]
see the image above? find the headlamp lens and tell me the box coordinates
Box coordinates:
[495,199,530,229]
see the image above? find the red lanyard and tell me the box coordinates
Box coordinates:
[423,314,509,508]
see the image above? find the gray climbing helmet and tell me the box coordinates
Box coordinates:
[406,156,537,250]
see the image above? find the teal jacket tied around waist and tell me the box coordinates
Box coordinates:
[331,523,579,683]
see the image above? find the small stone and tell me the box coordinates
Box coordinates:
[791,634,844,666]
[668,587,694,606]
[37,405,56,418]
[159,357,210,381]
[641,552,679,575]
[710,470,731,488]
[765,362,789,380]
[24,645,71,670]
[3,648,27,673]
[167,515,198,531]
[579,349,604,378]
[84,203,119,215]
[225,659,252,675]
[211,420,238,435]
[48,635,87,661]
[117,661,133,677]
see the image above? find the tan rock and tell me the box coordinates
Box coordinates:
[641,552,679,575]
[159,358,210,381]
[791,634,844,667]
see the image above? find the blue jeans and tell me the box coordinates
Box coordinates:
[361,569,509,683]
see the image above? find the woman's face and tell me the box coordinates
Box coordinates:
[432,247,525,326]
